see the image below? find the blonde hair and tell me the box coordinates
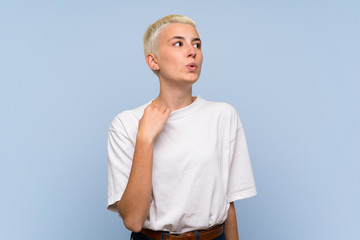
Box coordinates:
[143,15,196,58]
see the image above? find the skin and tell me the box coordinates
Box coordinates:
[117,104,171,232]
[146,23,203,110]
[225,202,239,240]
[117,23,240,239]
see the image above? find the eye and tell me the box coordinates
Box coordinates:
[174,41,183,47]
[194,42,201,49]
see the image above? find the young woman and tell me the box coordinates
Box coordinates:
[107,15,257,240]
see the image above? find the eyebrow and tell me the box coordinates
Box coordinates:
[168,36,202,43]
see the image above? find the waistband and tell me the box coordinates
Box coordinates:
[139,223,224,240]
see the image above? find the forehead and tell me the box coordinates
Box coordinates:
[158,23,199,41]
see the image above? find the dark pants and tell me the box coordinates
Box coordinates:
[130,231,225,240]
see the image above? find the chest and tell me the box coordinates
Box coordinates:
[152,118,227,173]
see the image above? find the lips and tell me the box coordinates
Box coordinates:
[186,62,197,71]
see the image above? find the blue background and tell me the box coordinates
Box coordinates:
[1,0,359,239]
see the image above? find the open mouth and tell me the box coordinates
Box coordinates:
[186,62,197,71]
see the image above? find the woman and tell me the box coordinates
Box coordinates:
[107,15,257,240]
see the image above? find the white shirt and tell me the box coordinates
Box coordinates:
[107,95,256,234]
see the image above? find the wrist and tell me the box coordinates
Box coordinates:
[136,132,154,145]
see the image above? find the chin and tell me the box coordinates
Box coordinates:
[183,76,199,84]
[184,72,200,82]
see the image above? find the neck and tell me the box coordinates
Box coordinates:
[154,71,199,110]
[154,84,196,111]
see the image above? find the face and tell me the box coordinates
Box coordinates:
[155,23,203,84]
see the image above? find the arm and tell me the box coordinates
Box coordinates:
[224,202,239,240]
[116,103,171,232]
[117,136,154,232]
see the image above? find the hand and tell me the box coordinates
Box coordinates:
[137,101,171,142]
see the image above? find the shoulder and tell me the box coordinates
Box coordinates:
[204,98,238,114]
[109,101,149,132]
[201,97,244,130]
[202,98,241,118]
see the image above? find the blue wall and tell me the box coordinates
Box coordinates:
[1,0,359,239]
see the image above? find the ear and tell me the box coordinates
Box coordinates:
[146,53,159,71]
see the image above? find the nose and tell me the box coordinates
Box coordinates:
[187,45,196,58]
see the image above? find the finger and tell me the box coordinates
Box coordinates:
[149,102,156,108]
[164,108,171,116]
[155,104,166,112]
[161,106,170,114]
[150,101,162,109]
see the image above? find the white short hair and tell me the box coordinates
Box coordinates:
[143,14,196,58]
